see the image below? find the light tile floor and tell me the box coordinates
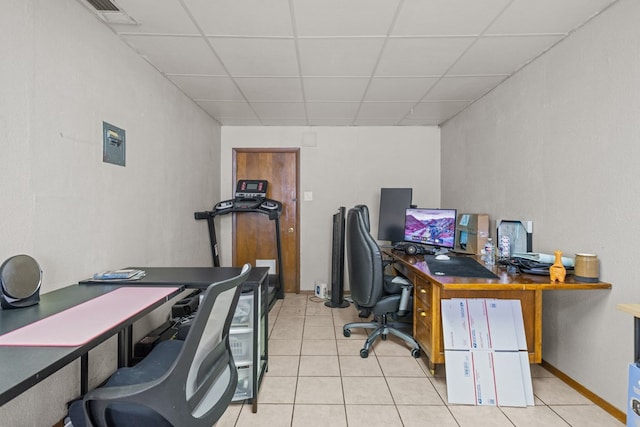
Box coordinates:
[216,294,623,427]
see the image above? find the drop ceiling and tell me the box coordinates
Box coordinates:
[79,0,618,126]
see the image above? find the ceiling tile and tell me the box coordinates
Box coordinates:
[261,118,310,125]
[251,102,307,119]
[449,35,564,75]
[78,0,616,126]
[167,75,244,100]
[409,100,471,120]
[235,77,303,101]
[376,37,475,76]
[107,0,198,34]
[306,102,359,118]
[308,118,355,126]
[121,35,226,75]
[293,0,400,36]
[424,75,508,100]
[486,0,617,35]
[356,118,405,126]
[298,38,385,77]
[365,77,439,102]
[303,77,369,102]
[209,38,299,76]
[357,102,415,120]
[216,117,264,125]
[196,100,257,118]
[393,0,511,36]
[183,0,293,36]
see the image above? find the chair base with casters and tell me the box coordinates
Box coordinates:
[343,306,421,359]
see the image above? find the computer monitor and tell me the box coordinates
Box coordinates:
[377,188,412,244]
[403,208,457,252]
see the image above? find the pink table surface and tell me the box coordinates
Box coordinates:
[0,287,179,347]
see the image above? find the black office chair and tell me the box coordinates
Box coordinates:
[68,264,252,427]
[343,207,420,358]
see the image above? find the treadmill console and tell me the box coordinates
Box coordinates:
[235,179,268,199]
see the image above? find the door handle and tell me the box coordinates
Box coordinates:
[288,227,294,233]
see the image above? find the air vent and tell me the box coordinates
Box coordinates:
[79,0,137,25]
[86,0,119,11]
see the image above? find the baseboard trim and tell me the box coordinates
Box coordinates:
[541,360,625,424]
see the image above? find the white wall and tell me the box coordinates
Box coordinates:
[441,0,638,412]
[1,0,220,290]
[0,0,221,424]
[220,126,440,291]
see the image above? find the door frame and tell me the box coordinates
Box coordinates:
[232,147,300,294]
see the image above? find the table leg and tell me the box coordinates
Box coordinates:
[118,325,133,367]
[81,354,88,395]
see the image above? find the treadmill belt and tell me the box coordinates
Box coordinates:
[424,255,499,279]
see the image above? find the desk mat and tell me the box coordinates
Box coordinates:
[425,255,499,279]
[0,287,178,347]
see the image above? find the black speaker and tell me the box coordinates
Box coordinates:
[0,255,42,309]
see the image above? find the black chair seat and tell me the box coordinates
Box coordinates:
[68,340,183,427]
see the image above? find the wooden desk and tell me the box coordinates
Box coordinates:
[385,250,612,373]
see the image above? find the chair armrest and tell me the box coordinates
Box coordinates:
[391,276,413,316]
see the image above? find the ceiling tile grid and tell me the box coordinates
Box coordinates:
[79,0,619,126]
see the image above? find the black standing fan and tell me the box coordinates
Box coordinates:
[326,207,349,308]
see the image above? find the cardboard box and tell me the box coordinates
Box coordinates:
[454,213,489,255]
[442,298,533,407]
[628,363,640,427]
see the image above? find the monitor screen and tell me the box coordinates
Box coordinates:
[377,188,412,243]
[403,208,457,249]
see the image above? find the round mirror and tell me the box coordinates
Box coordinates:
[1,254,42,300]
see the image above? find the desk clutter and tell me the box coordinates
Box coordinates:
[90,269,146,281]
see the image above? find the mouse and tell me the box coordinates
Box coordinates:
[435,254,450,261]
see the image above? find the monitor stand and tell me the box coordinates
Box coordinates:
[434,247,450,256]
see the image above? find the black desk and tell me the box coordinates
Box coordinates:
[82,266,278,311]
[1,267,270,411]
[0,284,182,406]
[81,266,258,288]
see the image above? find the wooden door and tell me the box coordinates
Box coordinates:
[233,149,299,294]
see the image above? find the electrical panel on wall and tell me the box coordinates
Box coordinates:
[103,121,126,166]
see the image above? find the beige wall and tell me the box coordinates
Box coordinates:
[220,126,441,291]
[441,0,637,413]
[0,0,220,424]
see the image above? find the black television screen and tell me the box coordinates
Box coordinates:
[403,208,457,249]
[377,188,412,243]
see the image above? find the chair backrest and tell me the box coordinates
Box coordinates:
[83,264,251,427]
[353,204,370,232]
[346,207,384,309]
